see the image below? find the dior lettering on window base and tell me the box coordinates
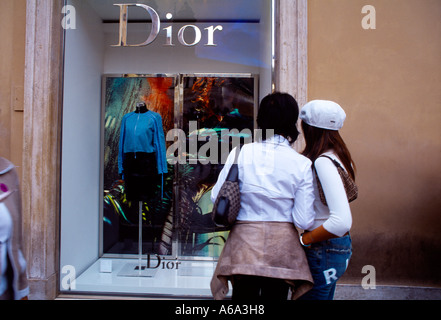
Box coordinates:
[112,4,223,47]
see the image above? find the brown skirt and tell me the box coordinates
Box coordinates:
[210,221,314,300]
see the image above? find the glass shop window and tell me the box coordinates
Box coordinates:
[60,0,273,296]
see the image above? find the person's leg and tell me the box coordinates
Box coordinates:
[260,277,289,300]
[298,242,329,300]
[300,281,336,300]
[322,235,352,300]
[327,281,338,300]
[232,275,261,300]
[299,235,352,300]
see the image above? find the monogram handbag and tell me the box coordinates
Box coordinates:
[314,155,358,206]
[212,145,242,229]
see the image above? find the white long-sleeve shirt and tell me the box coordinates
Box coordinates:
[309,152,353,237]
[211,135,316,231]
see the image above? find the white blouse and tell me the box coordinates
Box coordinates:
[309,152,353,237]
[211,135,316,231]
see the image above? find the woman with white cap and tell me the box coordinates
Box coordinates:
[298,100,356,300]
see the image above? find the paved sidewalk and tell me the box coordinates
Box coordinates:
[334,284,441,300]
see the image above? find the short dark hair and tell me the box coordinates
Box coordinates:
[257,92,300,143]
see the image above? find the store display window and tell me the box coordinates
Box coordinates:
[60,0,273,297]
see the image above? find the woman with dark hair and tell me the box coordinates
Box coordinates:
[210,92,316,300]
[298,100,355,300]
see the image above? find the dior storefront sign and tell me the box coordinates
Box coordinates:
[112,3,224,47]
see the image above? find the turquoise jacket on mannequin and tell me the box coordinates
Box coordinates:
[118,110,168,177]
[118,110,168,198]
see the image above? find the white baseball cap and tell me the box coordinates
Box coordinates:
[300,100,346,130]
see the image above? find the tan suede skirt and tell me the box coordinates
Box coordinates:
[210,221,313,300]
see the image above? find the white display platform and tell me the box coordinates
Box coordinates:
[71,258,230,298]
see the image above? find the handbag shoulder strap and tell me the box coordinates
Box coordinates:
[226,144,242,181]
[232,144,242,164]
[317,155,342,169]
[312,154,340,172]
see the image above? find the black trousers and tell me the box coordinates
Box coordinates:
[232,275,290,300]
[123,152,159,202]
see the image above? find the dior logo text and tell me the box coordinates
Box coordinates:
[112,4,223,47]
[146,255,182,270]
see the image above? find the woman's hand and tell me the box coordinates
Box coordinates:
[301,225,338,246]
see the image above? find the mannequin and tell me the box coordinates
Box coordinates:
[118,101,168,202]
[135,102,148,114]
[118,101,168,257]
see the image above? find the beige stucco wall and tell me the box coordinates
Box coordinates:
[308,0,441,286]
